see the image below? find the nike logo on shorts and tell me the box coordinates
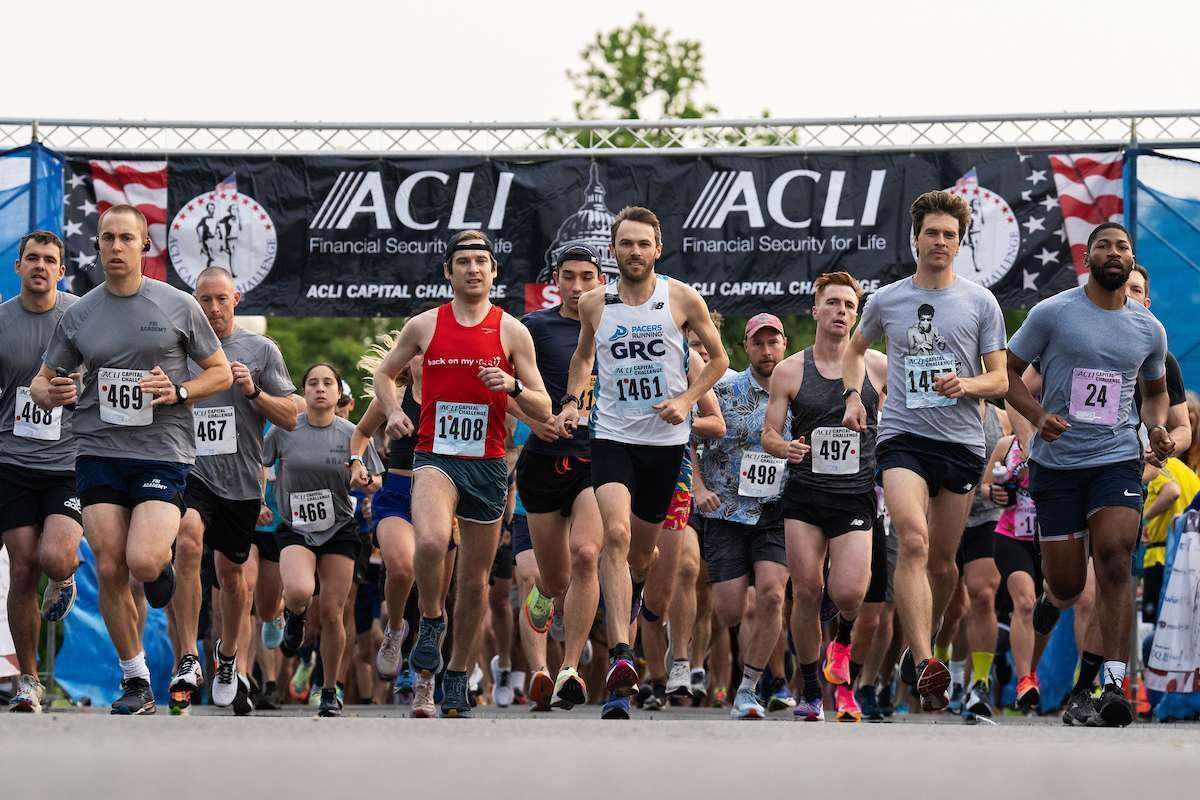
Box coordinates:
[1123,489,1140,497]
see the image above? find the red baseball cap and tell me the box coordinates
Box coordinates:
[744,313,785,340]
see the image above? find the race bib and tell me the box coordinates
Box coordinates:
[193,406,236,456]
[612,362,667,411]
[811,427,860,475]
[1068,368,1121,425]
[290,489,334,533]
[1014,491,1037,540]
[98,368,152,426]
[433,401,488,457]
[904,355,956,409]
[738,450,786,498]
[12,386,61,441]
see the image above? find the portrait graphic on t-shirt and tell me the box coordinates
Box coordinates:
[906,304,947,356]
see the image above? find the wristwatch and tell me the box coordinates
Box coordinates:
[508,377,523,398]
[347,454,364,467]
[246,384,262,400]
[560,392,581,408]
[841,387,860,400]
[173,384,190,405]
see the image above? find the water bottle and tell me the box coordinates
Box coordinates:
[991,463,1017,507]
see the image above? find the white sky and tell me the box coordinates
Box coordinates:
[4,0,1198,123]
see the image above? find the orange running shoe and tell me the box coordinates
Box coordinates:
[1016,674,1041,711]
[835,685,862,722]
[823,641,852,686]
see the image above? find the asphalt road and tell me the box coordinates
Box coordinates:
[5,705,1199,799]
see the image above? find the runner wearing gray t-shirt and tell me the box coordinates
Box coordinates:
[841,191,1009,713]
[166,267,299,715]
[30,205,232,716]
[1005,221,1173,729]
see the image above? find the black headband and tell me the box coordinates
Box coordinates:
[444,240,494,263]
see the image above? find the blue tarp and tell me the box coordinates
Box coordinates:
[0,143,64,302]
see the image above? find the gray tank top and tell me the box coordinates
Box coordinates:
[786,349,879,494]
[967,403,1005,526]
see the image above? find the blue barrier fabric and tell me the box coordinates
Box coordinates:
[0,143,64,302]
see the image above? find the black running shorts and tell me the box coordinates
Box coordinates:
[590,439,685,525]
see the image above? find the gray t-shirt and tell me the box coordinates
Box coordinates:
[41,278,222,464]
[189,327,295,501]
[858,276,1007,457]
[1008,286,1166,469]
[263,414,382,546]
[0,293,80,473]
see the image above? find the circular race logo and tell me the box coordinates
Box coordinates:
[168,177,277,293]
[910,170,1021,287]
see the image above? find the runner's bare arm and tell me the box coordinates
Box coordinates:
[352,397,386,457]
[561,290,600,434]
[168,348,233,405]
[375,311,433,437]
[865,349,888,396]
[506,396,560,443]
[1140,375,1174,463]
[31,364,78,410]
[762,357,808,463]
[1005,350,1067,443]
[841,331,872,433]
[1167,400,1191,458]
[981,434,1014,506]
[940,350,1007,400]
[690,352,725,439]
[493,315,551,422]
[673,283,729,409]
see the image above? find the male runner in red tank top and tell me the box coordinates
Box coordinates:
[372,230,551,717]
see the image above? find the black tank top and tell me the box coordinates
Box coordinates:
[388,386,421,471]
[787,348,879,494]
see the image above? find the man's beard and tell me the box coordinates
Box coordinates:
[1089,256,1131,291]
[616,255,654,281]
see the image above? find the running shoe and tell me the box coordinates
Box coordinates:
[690,668,708,704]
[731,686,765,720]
[551,666,587,710]
[605,648,640,697]
[374,620,408,680]
[410,616,447,677]
[915,658,951,712]
[581,639,594,666]
[835,685,862,722]
[255,681,280,711]
[232,675,253,717]
[289,652,315,703]
[666,659,692,697]
[142,562,176,609]
[40,575,77,622]
[280,607,306,658]
[440,671,472,718]
[261,614,285,650]
[767,680,797,712]
[550,605,566,642]
[490,655,514,707]
[964,680,993,718]
[947,683,966,715]
[411,672,436,718]
[601,692,631,720]
[1032,593,1062,636]
[710,687,728,708]
[317,687,342,718]
[823,640,852,686]
[111,677,155,715]
[1016,675,1041,711]
[211,641,238,707]
[793,696,825,721]
[1094,684,1133,728]
[9,674,45,713]
[899,648,917,689]
[168,653,202,714]
[529,668,554,712]
[394,665,414,705]
[643,683,667,711]
[1062,689,1100,727]
[468,664,484,703]
[524,585,554,634]
[877,680,896,717]
[856,684,884,722]
[308,687,323,706]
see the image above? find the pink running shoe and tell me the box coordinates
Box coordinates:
[823,641,851,686]
[835,685,862,722]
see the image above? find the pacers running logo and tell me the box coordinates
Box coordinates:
[168,173,278,294]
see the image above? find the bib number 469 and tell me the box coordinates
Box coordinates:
[106,383,144,410]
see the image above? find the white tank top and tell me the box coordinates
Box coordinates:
[591,275,690,446]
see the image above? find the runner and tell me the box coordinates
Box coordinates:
[166,266,297,714]
[765,272,888,722]
[1006,221,1172,727]
[371,230,551,718]
[560,206,728,719]
[505,245,605,711]
[1,231,82,713]
[695,312,790,720]
[842,191,1009,712]
[252,426,286,710]
[1125,264,1192,453]
[266,362,382,717]
[33,205,232,714]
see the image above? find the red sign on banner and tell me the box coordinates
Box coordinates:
[524,283,562,313]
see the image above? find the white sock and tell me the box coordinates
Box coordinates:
[1102,661,1127,689]
[739,664,764,694]
[949,659,966,687]
[510,670,526,693]
[119,652,150,681]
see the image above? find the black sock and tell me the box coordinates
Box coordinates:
[800,660,821,701]
[632,579,645,603]
[835,614,854,646]
[1074,651,1104,694]
[850,660,863,687]
[610,643,634,662]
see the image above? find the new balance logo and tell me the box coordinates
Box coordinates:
[142,478,168,491]
[963,483,975,491]
[850,519,864,527]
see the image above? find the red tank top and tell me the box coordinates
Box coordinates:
[416,303,511,460]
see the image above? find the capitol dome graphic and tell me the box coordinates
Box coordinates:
[540,162,619,282]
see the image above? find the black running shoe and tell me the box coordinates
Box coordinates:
[440,670,472,718]
[1062,689,1100,726]
[1095,684,1133,728]
[255,681,279,711]
[233,675,253,717]
[280,607,306,658]
[899,648,917,689]
[317,687,342,718]
[410,616,447,676]
[856,684,884,722]
[143,562,176,609]
[878,680,896,717]
[111,677,155,715]
[965,680,993,718]
[1032,594,1062,636]
[643,683,667,711]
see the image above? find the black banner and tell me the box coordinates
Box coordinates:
[66,149,1096,316]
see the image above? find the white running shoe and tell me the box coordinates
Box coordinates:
[375,621,409,680]
[666,659,692,696]
[9,674,45,713]
[490,655,514,707]
[40,575,77,622]
[211,642,238,707]
[412,673,436,718]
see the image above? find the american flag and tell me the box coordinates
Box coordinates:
[1048,152,1124,285]
[63,159,169,293]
